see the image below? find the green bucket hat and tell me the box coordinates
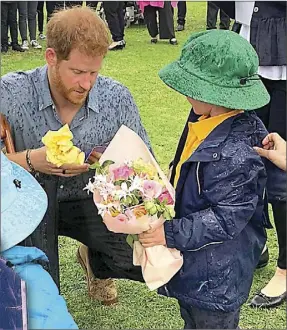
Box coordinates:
[159,30,270,110]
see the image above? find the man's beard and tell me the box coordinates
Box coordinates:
[51,66,89,106]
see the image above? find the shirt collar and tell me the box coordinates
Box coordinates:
[37,65,99,113]
[190,110,243,141]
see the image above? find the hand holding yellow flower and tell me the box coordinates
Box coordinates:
[42,124,85,167]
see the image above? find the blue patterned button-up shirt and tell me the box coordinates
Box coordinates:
[1,65,151,202]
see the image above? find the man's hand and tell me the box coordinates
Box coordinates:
[87,150,102,165]
[254,133,286,172]
[30,147,89,177]
[139,225,166,248]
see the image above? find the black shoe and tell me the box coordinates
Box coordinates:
[169,38,178,45]
[256,248,269,269]
[12,44,25,52]
[176,24,185,31]
[1,45,8,53]
[151,38,158,44]
[249,291,286,309]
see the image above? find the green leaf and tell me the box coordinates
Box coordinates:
[126,234,134,248]
[102,160,115,168]
[89,162,101,170]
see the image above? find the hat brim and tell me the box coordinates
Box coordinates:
[159,61,270,110]
[1,161,48,252]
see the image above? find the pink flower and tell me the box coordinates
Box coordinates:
[112,165,134,181]
[143,180,162,199]
[158,188,174,205]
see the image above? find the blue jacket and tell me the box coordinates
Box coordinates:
[1,246,78,329]
[159,111,275,312]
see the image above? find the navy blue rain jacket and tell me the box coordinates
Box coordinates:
[159,111,278,312]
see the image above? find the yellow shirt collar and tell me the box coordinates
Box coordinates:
[190,110,243,141]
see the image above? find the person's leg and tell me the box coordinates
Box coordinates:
[9,2,24,52]
[117,1,125,41]
[190,306,241,329]
[1,2,9,51]
[46,1,64,21]
[177,1,186,31]
[219,8,230,30]
[158,1,176,42]
[178,301,197,329]
[58,198,143,303]
[17,1,28,43]
[28,1,41,48]
[206,1,218,30]
[143,5,159,39]
[103,1,122,42]
[251,79,286,308]
[37,1,44,35]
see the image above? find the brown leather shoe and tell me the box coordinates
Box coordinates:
[77,244,118,305]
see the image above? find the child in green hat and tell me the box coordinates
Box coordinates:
[139,30,277,328]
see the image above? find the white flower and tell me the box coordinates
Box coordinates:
[129,175,143,193]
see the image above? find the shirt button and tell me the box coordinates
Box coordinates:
[60,185,64,189]
[213,153,218,159]
[253,6,259,13]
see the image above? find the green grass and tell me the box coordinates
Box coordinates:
[1,2,286,329]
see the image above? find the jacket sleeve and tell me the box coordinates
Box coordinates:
[164,144,266,251]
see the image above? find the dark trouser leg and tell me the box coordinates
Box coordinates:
[144,5,159,38]
[219,8,230,30]
[272,201,287,269]
[18,178,60,288]
[27,1,38,41]
[37,1,44,33]
[256,78,286,271]
[58,198,144,282]
[103,1,124,42]
[1,3,9,47]
[8,2,19,45]
[206,1,218,30]
[46,1,64,21]
[17,1,28,42]
[179,301,240,329]
[177,1,186,25]
[158,1,175,39]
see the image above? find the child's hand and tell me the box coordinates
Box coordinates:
[139,225,166,248]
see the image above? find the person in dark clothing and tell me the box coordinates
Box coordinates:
[138,1,177,45]
[86,1,98,10]
[206,1,230,30]
[213,1,286,310]
[176,1,187,31]
[103,1,126,50]
[37,1,46,39]
[1,1,24,53]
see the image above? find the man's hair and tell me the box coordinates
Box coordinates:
[46,6,109,60]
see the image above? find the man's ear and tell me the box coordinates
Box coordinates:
[45,48,58,67]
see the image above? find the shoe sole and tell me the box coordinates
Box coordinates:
[249,299,286,309]
[76,248,118,305]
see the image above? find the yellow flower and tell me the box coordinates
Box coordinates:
[42,124,85,167]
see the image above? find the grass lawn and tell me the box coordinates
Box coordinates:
[1,2,286,329]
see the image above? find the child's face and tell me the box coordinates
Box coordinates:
[187,97,212,116]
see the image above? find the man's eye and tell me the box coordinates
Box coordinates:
[73,70,81,74]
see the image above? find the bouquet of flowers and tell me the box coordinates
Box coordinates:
[85,125,183,290]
